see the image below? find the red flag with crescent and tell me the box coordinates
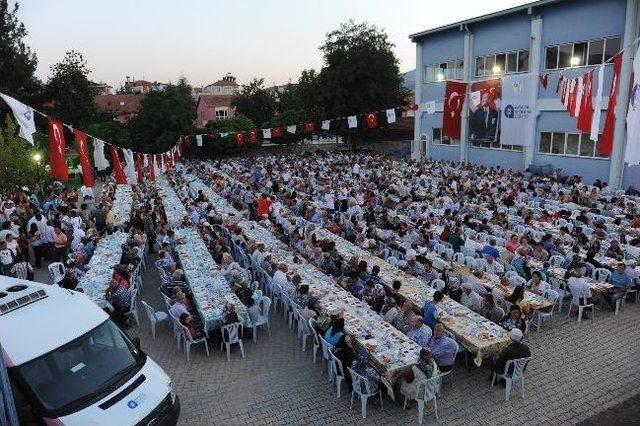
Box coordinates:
[72,129,94,187]
[305,122,314,133]
[48,118,69,182]
[272,127,282,138]
[148,154,156,181]
[235,132,244,146]
[249,130,258,143]
[135,153,144,182]
[109,145,127,184]
[365,112,378,129]
[442,81,468,139]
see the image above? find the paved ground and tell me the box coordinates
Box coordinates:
[34,255,640,425]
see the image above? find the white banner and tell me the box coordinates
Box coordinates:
[0,92,36,145]
[262,128,271,139]
[196,134,203,147]
[347,115,358,128]
[286,125,296,134]
[626,45,640,166]
[92,138,110,171]
[423,101,436,114]
[321,120,331,130]
[385,109,396,124]
[500,73,536,147]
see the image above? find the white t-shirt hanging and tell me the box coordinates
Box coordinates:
[347,116,358,128]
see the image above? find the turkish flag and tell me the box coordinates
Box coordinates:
[48,118,69,182]
[135,153,144,182]
[443,81,468,139]
[109,145,127,184]
[72,129,94,187]
[539,74,549,89]
[567,78,578,117]
[272,127,282,138]
[305,122,314,133]
[600,53,623,156]
[148,154,156,182]
[249,130,258,143]
[365,112,378,129]
[235,132,244,146]
[407,103,419,111]
[577,71,595,133]
[156,154,164,172]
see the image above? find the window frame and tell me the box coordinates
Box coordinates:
[469,139,524,152]
[544,36,622,70]
[423,60,464,83]
[537,131,609,159]
[431,127,459,145]
[474,49,529,77]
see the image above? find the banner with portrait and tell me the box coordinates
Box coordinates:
[468,79,501,145]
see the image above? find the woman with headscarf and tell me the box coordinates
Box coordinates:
[399,348,437,403]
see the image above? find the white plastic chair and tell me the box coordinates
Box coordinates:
[348,368,383,419]
[491,357,530,400]
[48,262,66,285]
[319,336,336,378]
[592,268,611,283]
[181,324,210,361]
[431,279,446,291]
[127,287,140,326]
[252,296,271,342]
[296,309,309,351]
[414,372,449,423]
[140,300,168,338]
[220,322,245,361]
[309,318,320,363]
[329,351,345,398]
[567,293,595,322]
[169,311,183,349]
[535,291,559,332]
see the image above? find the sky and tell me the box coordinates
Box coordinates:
[16,0,533,90]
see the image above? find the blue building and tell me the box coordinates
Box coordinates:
[410,0,640,188]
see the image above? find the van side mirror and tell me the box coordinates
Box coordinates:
[132,337,141,350]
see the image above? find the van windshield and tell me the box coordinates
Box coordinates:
[12,319,145,416]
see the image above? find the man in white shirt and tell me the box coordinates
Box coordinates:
[484,255,505,274]
[567,268,593,307]
[71,227,86,252]
[461,281,483,312]
[272,263,290,294]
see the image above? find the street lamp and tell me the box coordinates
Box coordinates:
[32,153,42,186]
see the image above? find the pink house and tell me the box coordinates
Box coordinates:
[195,74,240,127]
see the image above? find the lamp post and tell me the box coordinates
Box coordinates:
[32,153,42,186]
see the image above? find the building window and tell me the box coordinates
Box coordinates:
[545,36,621,70]
[423,60,464,83]
[474,50,528,77]
[432,128,459,145]
[470,139,523,152]
[215,108,228,120]
[538,131,608,158]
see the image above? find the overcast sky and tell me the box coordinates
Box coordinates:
[16,0,532,90]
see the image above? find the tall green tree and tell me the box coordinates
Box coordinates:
[0,0,41,101]
[130,77,195,152]
[232,78,276,126]
[318,20,403,118]
[45,50,99,128]
[296,69,323,120]
[0,116,37,187]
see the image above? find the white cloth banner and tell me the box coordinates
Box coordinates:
[385,109,396,124]
[500,73,537,147]
[626,45,640,166]
[347,115,358,128]
[574,76,584,118]
[196,134,203,147]
[92,138,110,171]
[590,64,605,142]
[423,101,436,114]
[262,128,271,139]
[286,125,296,134]
[469,91,482,111]
[0,93,36,145]
[220,132,228,138]
[321,120,331,130]
[122,148,137,184]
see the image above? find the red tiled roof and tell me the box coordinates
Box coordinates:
[197,94,235,109]
[209,79,239,87]
[94,94,144,114]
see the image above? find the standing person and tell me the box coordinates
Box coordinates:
[28,222,44,268]
[53,226,68,262]
[42,220,56,261]
[91,203,106,232]
[0,241,13,276]
[143,207,156,254]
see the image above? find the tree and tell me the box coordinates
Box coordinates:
[232,78,276,126]
[130,77,195,152]
[318,21,403,118]
[296,69,323,120]
[0,116,37,187]
[45,50,99,129]
[88,122,132,148]
[0,1,41,101]
[203,114,255,133]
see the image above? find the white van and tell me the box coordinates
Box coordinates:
[0,277,180,425]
